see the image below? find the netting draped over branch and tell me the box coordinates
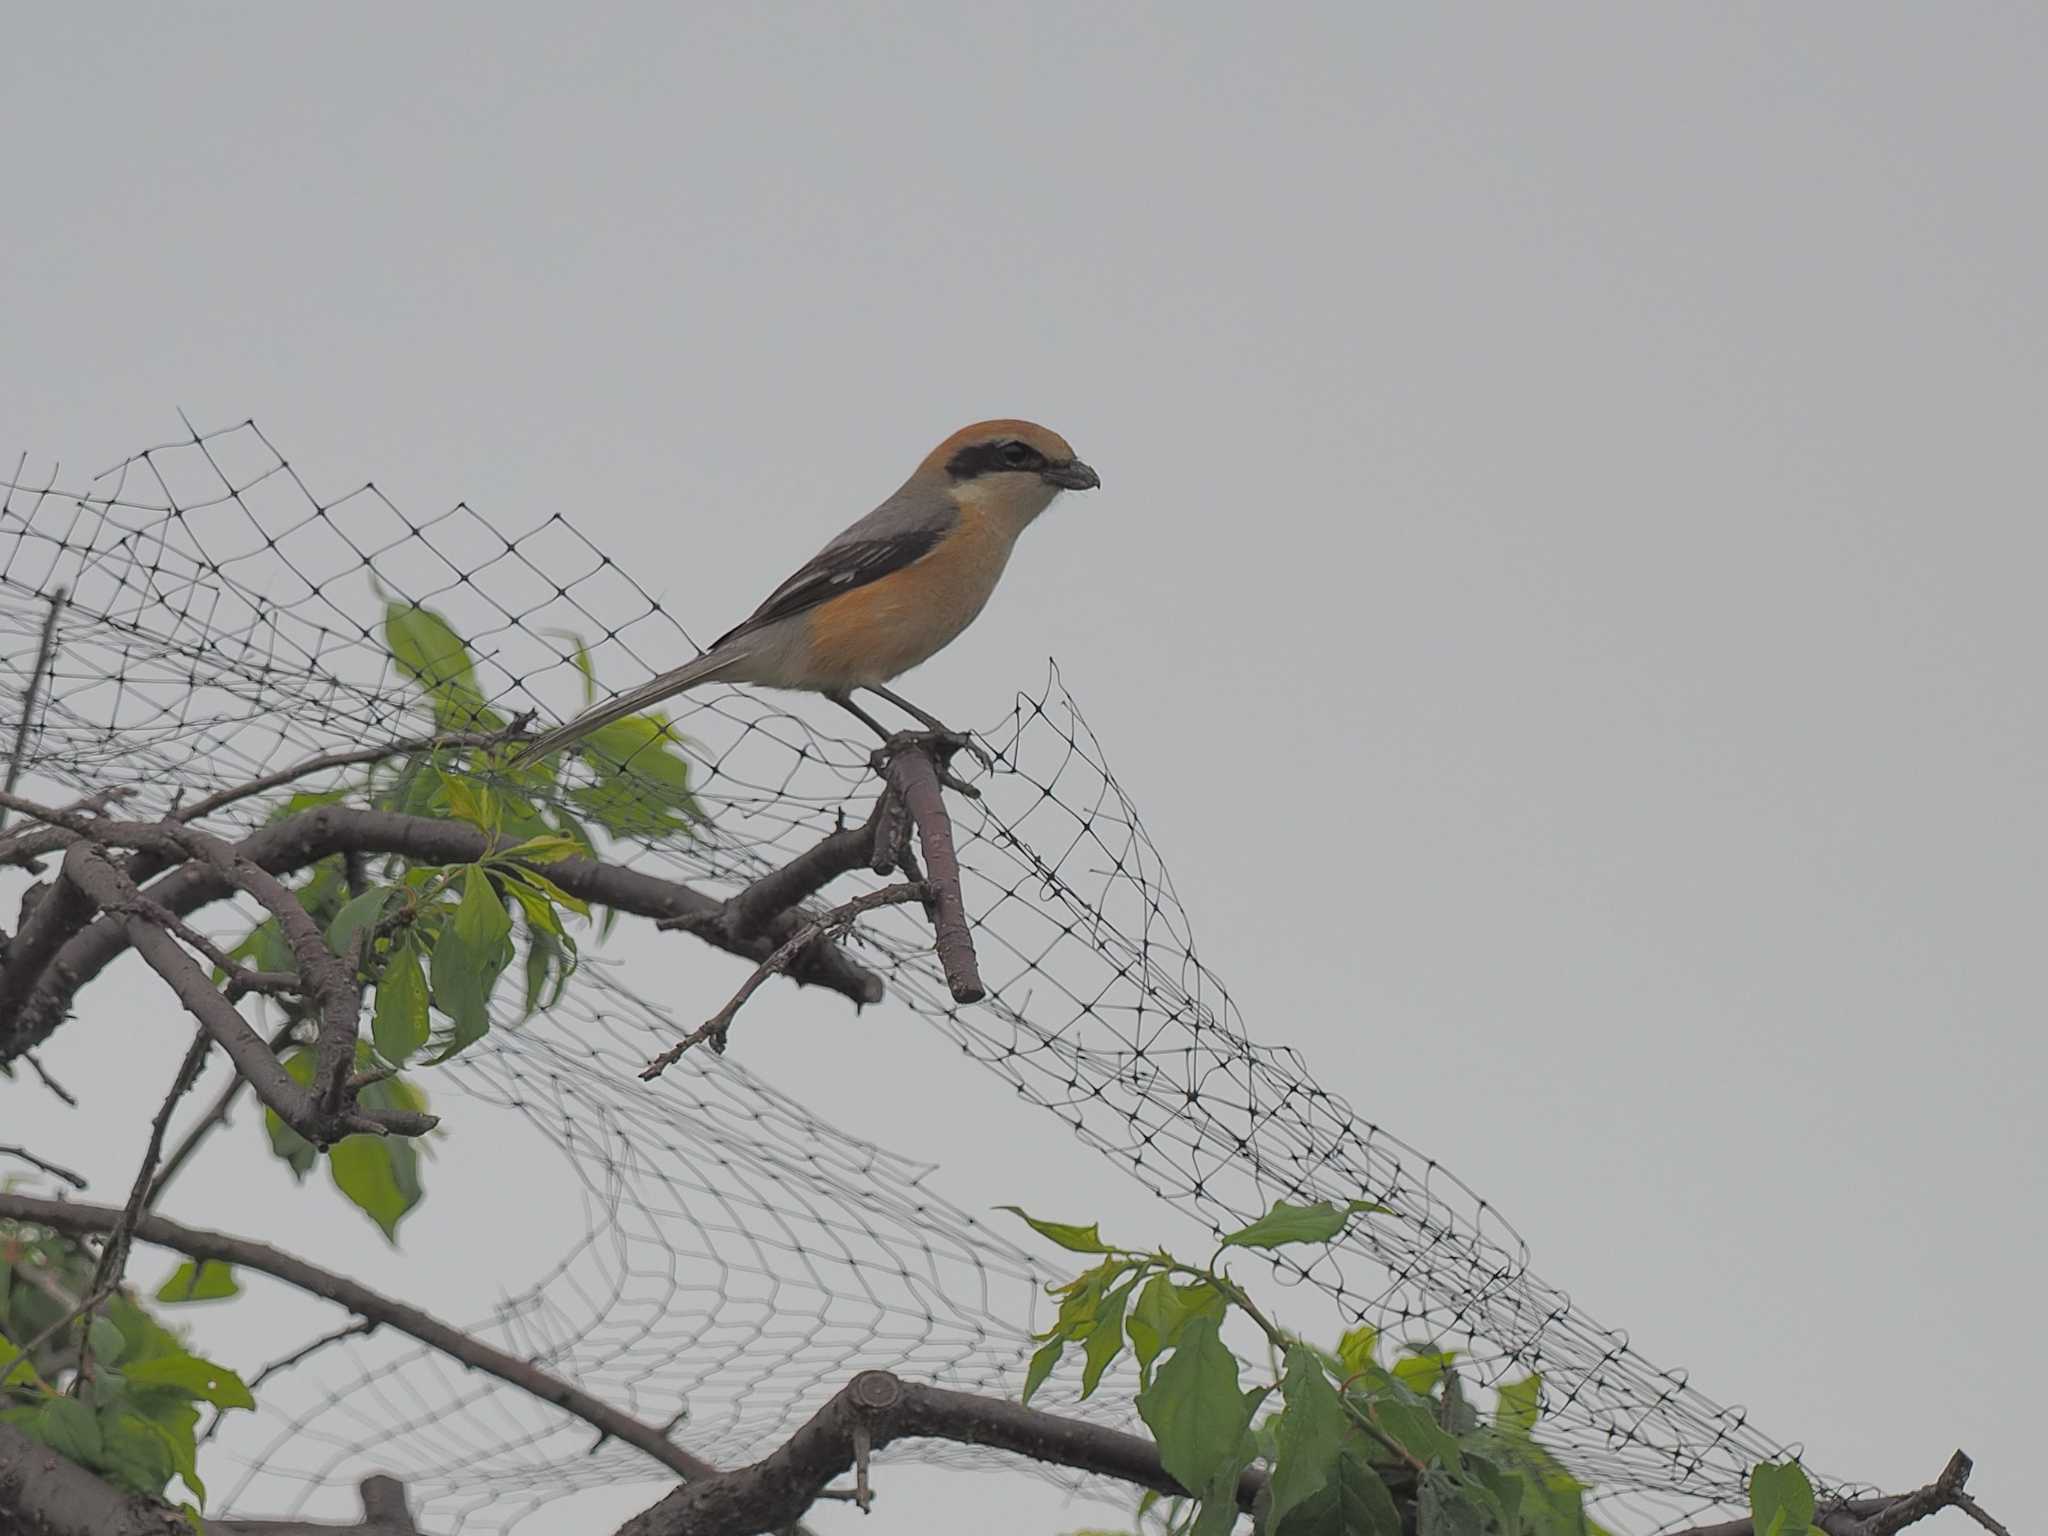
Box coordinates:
[2,422,1820,1533]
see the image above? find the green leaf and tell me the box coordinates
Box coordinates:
[568,715,700,834]
[327,886,395,961]
[154,1260,241,1304]
[0,1336,41,1390]
[124,1353,255,1410]
[493,832,586,868]
[263,1050,319,1180]
[1420,1469,1488,1536]
[95,1409,178,1496]
[1393,1349,1457,1397]
[999,1207,1113,1254]
[1135,1316,1255,1496]
[86,1313,127,1365]
[384,602,499,730]
[1750,1461,1816,1536]
[31,1396,103,1462]
[372,940,431,1065]
[428,867,513,1058]
[329,1134,421,1243]
[1369,1394,1461,1471]
[1496,1373,1542,1437]
[105,1294,183,1367]
[1463,1450,1524,1533]
[1022,1335,1065,1406]
[1335,1324,1379,1377]
[1276,1445,1401,1536]
[1079,1279,1134,1400]
[1268,1345,1349,1531]
[141,1399,206,1503]
[1219,1198,1388,1251]
[1125,1272,1177,1386]
[436,768,499,831]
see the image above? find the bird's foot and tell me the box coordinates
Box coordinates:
[869,729,989,796]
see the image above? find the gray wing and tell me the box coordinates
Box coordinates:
[709,524,946,650]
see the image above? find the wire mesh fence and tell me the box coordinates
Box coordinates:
[2,420,1831,1532]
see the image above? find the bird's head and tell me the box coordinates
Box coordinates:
[920,420,1100,525]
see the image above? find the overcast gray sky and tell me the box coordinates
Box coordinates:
[4,6,2042,1534]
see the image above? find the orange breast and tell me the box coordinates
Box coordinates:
[803,510,1015,689]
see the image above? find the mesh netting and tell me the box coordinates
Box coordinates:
[1,421,1834,1533]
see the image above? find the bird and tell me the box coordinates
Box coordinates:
[509,419,1100,767]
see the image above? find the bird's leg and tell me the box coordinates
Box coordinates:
[825,689,896,742]
[862,685,992,772]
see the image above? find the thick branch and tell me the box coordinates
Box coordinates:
[58,846,431,1144]
[619,1369,1309,1536]
[141,824,362,1109]
[721,793,891,944]
[0,1420,191,1536]
[0,1429,422,1536]
[1,804,882,1064]
[210,1474,424,1534]
[877,746,983,1004]
[0,1193,719,1486]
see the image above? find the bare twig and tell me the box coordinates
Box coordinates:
[0,586,66,835]
[170,726,530,827]
[643,882,928,1076]
[0,1145,87,1189]
[21,1031,211,1374]
[199,1318,378,1446]
[0,1192,721,1485]
[21,1050,77,1106]
[148,1019,299,1209]
[1953,1493,2014,1536]
[72,1031,212,1381]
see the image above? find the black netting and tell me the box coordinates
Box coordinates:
[2,421,1839,1533]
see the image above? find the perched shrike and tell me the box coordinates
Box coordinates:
[510,420,1099,764]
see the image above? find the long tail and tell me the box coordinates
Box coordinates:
[508,646,752,767]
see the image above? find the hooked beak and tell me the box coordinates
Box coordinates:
[1041,457,1101,491]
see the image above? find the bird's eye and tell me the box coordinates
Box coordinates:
[1000,440,1035,466]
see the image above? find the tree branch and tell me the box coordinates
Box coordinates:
[0,1429,424,1536]
[168,728,528,829]
[0,1193,721,1487]
[0,585,66,834]
[0,1420,192,1536]
[720,793,892,944]
[1,803,883,1065]
[1666,1452,1995,1536]
[208,1472,423,1535]
[644,882,928,1072]
[147,1020,298,1209]
[0,1144,88,1189]
[617,1369,1313,1536]
[57,845,431,1144]
[875,743,983,1004]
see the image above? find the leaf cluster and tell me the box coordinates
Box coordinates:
[213,602,705,1242]
[1007,1203,1609,1536]
[1,1223,251,1519]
